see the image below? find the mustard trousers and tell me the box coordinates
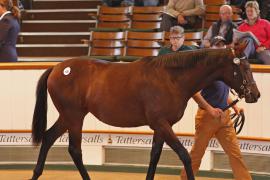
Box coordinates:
[181,108,252,180]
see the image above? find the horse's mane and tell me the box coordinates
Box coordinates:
[148,48,231,69]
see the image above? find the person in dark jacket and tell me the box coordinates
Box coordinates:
[202,5,237,48]
[0,0,20,62]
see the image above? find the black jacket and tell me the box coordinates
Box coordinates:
[211,20,237,45]
[0,13,20,62]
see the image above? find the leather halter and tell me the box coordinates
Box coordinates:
[221,49,251,134]
[230,48,256,99]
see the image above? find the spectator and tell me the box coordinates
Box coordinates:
[202,5,237,48]
[0,0,20,62]
[210,35,227,49]
[236,1,270,64]
[158,26,193,55]
[160,0,205,31]
[230,0,270,20]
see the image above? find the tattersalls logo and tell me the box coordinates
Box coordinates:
[114,135,153,145]
[0,133,269,155]
[57,134,104,144]
[0,134,32,143]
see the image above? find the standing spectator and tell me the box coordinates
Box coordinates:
[236,1,270,64]
[0,0,20,62]
[160,0,205,31]
[202,5,237,48]
[158,26,193,55]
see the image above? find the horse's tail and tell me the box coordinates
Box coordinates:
[32,68,53,145]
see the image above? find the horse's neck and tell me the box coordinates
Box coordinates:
[176,62,224,98]
[193,64,224,95]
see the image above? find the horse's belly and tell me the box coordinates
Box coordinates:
[90,109,147,128]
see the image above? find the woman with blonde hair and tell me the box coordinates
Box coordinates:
[237,1,270,64]
[0,0,20,62]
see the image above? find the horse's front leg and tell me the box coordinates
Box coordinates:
[68,123,90,180]
[155,121,195,180]
[146,131,164,180]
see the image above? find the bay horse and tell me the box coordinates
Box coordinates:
[31,47,260,180]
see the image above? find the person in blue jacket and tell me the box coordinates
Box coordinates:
[0,0,20,62]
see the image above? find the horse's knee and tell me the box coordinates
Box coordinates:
[68,145,82,157]
[41,131,54,145]
[41,131,49,144]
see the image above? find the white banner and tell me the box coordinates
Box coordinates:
[0,133,270,155]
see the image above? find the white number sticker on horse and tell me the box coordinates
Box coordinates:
[63,67,71,75]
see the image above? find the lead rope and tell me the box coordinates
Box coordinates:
[222,90,245,135]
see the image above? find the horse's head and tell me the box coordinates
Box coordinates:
[223,44,260,103]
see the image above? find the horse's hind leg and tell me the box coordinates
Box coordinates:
[31,117,67,180]
[146,131,164,180]
[156,121,194,180]
[68,120,90,180]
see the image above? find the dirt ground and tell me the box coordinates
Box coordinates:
[0,170,233,180]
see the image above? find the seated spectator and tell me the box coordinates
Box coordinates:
[210,36,227,49]
[230,0,270,20]
[0,0,20,62]
[158,26,193,55]
[236,1,270,64]
[202,5,237,48]
[160,0,205,31]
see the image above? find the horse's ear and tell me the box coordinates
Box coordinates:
[234,41,248,57]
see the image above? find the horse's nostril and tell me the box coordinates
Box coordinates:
[258,92,261,98]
